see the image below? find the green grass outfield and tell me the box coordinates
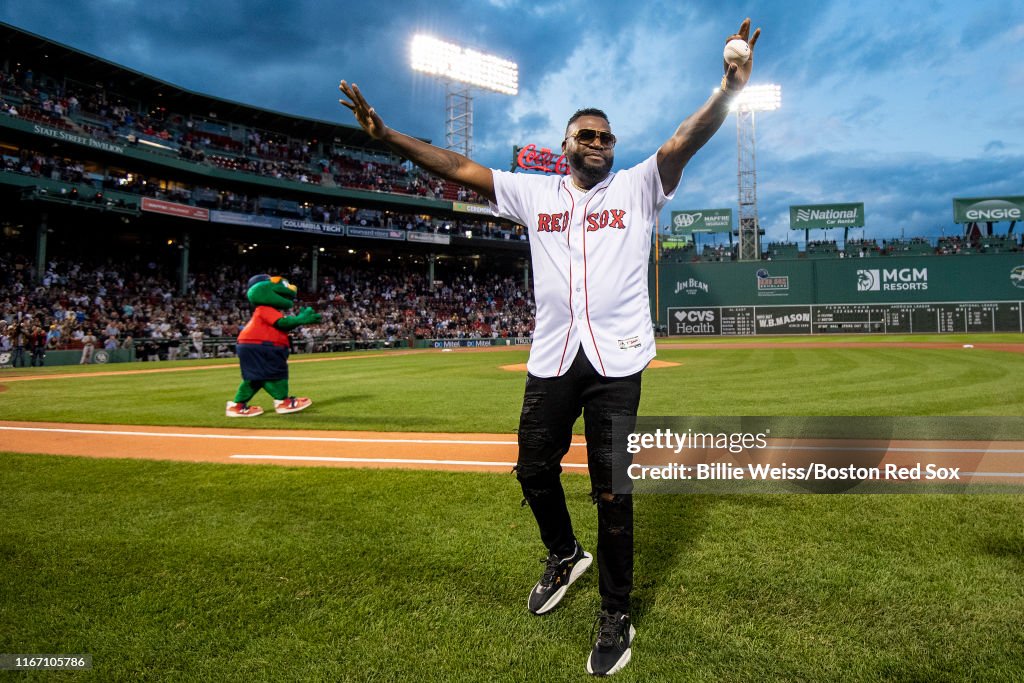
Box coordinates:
[1,334,1023,431]
[2,334,1023,681]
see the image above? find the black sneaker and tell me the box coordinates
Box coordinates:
[586,610,635,676]
[527,541,593,615]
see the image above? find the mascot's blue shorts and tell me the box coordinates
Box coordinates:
[236,342,289,381]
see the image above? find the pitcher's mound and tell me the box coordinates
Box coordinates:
[500,360,681,372]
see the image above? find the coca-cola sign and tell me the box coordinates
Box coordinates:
[514,144,569,175]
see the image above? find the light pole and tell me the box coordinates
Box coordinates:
[726,84,781,261]
[410,34,518,159]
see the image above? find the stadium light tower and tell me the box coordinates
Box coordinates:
[721,83,781,261]
[410,34,518,158]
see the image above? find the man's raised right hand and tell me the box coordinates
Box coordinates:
[339,81,387,140]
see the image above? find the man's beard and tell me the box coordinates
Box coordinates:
[569,147,613,185]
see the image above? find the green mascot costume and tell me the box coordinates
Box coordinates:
[226,274,322,417]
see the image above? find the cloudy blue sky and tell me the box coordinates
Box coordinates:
[2,1,1022,244]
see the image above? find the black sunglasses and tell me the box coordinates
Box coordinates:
[566,128,616,147]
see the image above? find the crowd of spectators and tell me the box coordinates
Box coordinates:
[2,149,90,185]
[937,236,969,255]
[878,237,934,256]
[805,239,840,257]
[659,244,695,263]
[2,145,524,240]
[936,235,1020,255]
[702,244,735,262]
[1,63,489,205]
[655,243,733,263]
[0,252,535,365]
[313,268,533,343]
[843,238,881,257]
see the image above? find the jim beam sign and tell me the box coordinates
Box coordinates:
[952,196,1024,224]
[670,209,733,235]
[789,203,865,229]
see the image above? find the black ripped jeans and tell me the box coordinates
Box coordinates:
[516,346,641,614]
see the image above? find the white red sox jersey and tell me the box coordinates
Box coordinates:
[490,154,675,378]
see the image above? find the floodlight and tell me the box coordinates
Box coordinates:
[410,34,519,158]
[732,83,781,112]
[411,34,518,95]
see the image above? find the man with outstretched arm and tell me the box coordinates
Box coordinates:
[339,18,759,676]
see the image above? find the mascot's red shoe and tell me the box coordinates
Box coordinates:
[226,401,264,418]
[274,396,312,414]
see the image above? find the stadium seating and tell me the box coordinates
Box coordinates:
[844,238,882,258]
[881,238,934,256]
[978,235,1020,253]
[804,240,840,258]
[764,242,799,260]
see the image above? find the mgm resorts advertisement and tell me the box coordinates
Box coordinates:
[658,254,1024,309]
[660,255,1024,335]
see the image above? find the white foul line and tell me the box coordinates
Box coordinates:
[0,425,582,447]
[2,426,1021,458]
[230,454,590,468]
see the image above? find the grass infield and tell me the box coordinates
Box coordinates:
[2,334,1023,680]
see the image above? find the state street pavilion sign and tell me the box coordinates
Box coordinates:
[952,196,1024,224]
[789,203,865,229]
[670,209,733,235]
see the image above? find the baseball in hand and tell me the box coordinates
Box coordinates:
[723,39,750,66]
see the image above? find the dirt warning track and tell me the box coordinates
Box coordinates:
[2,421,1023,486]
[0,421,587,473]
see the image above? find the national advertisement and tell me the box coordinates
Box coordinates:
[789,203,865,229]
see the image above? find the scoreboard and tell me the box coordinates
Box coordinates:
[668,302,1024,336]
[657,253,1024,336]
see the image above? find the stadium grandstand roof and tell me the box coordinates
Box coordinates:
[0,21,427,152]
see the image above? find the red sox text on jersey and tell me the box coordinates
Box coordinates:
[537,210,627,232]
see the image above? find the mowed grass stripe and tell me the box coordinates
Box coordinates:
[1,454,1022,681]
[2,343,1024,432]
[642,346,1024,418]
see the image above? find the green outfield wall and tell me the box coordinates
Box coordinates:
[654,254,1024,335]
[0,349,136,368]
